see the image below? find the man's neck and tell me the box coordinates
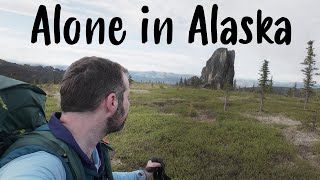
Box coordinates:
[60,111,105,159]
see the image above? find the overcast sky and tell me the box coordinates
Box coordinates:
[0,0,319,82]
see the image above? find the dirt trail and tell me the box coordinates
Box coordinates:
[250,114,320,168]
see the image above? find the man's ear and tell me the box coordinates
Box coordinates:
[104,93,118,113]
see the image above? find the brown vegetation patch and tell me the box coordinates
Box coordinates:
[194,111,216,122]
[296,144,320,168]
[151,99,185,107]
[109,150,123,166]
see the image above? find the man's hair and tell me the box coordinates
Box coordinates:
[60,56,128,112]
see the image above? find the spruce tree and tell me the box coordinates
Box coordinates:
[258,60,270,112]
[179,77,183,86]
[128,75,134,85]
[301,40,318,110]
[268,75,273,93]
[184,78,187,86]
[287,88,293,97]
[292,82,297,97]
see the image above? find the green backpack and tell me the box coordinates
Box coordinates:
[0,75,47,155]
[0,75,113,179]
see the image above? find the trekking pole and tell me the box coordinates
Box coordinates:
[146,157,171,180]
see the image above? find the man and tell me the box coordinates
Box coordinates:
[0,57,161,179]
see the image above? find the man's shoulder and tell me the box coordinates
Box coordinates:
[0,151,66,180]
[2,125,65,159]
[0,127,81,180]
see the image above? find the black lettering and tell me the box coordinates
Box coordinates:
[220,17,237,45]
[86,18,105,44]
[141,6,149,43]
[64,18,80,45]
[31,5,51,45]
[257,10,274,44]
[188,5,208,45]
[275,17,291,45]
[54,4,61,43]
[109,17,126,45]
[239,17,253,44]
[154,18,173,44]
[211,4,218,44]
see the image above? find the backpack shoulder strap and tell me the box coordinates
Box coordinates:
[101,142,114,180]
[33,131,86,180]
[1,130,86,180]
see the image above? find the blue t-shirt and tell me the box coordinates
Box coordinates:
[0,150,146,180]
[0,112,147,180]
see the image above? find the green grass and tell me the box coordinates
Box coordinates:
[39,84,61,119]
[44,82,320,179]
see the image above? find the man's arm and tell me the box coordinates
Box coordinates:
[0,151,66,180]
[113,170,146,180]
[112,160,161,180]
[0,151,161,180]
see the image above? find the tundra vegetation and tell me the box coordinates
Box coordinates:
[42,81,320,179]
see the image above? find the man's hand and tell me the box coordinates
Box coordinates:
[144,160,162,180]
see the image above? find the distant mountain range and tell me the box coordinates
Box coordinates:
[49,65,195,84]
[1,59,317,88]
[0,59,64,84]
[129,71,195,84]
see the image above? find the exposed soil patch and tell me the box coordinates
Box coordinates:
[111,158,123,166]
[255,115,302,126]
[283,126,320,168]
[131,90,150,94]
[250,114,320,168]
[282,126,320,147]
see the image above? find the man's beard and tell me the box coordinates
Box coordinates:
[105,102,127,134]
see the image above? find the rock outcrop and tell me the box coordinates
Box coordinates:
[200,48,235,89]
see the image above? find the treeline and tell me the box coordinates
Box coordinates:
[176,76,202,87]
[0,59,65,84]
[258,41,319,111]
[238,86,304,96]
